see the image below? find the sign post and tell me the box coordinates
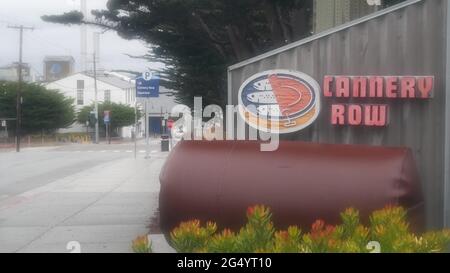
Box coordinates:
[134,101,137,159]
[145,101,150,159]
[167,118,174,150]
[135,71,160,159]
[1,120,7,139]
[104,111,111,144]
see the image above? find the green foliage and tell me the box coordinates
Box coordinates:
[273,226,303,253]
[170,220,217,253]
[131,235,152,253]
[167,205,450,253]
[235,205,275,252]
[207,229,238,253]
[42,0,313,107]
[41,11,84,25]
[77,102,141,131]
[366,205,450,253]
[0,81,75,135]
[43,1,409,108]
[369,205,413,252]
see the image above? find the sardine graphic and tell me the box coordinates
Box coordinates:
[253,79,272,91]
[247,92,277,104]
[268,74,312,113]
[257,105,282,117]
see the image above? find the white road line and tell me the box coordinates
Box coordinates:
[125,150,133,153]
[113,150,120,153]
[87,150,94,153]
[151,150,158,154]
[139,150,145,153]
[100,150,107,153]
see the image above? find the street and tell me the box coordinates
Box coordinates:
[0,140,168,253]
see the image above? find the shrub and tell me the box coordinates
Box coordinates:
[273,226,303,253]
[208,229,238,253]
[235,205,275,253]
[167,205,450,253]
[131,235,152,253]
[170,220,217,253]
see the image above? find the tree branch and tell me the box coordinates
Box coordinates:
[191,12,227,59]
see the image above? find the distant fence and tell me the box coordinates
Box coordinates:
[0,133,92,147]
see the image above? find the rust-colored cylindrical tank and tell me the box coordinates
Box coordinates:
[159,140,424,235]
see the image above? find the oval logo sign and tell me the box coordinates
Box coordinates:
[238,69,321,134]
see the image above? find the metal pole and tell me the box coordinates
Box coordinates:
[93,53,99,144]
[160,107,163,135]
[8,25,33,152]
[80,0,87,71]
[105,123,108,145]
[145,100,150,159]
[16,26,23,152]
[134,101,137,159]
[444,0,450,228]
[108,123,111,144]
[169,116,173,150]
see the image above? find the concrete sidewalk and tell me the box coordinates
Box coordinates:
[0,152,169,253]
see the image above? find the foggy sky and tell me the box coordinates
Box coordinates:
[0,0,161,76]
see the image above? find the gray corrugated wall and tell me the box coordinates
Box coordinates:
[229,0,447,228]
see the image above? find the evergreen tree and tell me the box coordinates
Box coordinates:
[42,0,405,107]
[0,81,75,135]
[42,0,313,107]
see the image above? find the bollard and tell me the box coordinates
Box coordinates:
[161,134,170,152]
[159,140,425,236]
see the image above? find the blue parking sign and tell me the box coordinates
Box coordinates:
[136,73,160,98]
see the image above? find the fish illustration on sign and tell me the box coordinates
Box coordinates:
[238,70,321,134]
[247,92,277,104]
[257,105,282,117]
[253,79,273,91]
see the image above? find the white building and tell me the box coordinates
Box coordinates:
[45,70,179,138]
[0,63,36,82]
[45,70,137,137]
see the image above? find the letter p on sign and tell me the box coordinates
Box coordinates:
[143,71,153,81]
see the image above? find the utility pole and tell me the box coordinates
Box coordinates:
[80,0,88,71]
[8,25,34,152]
[93,53,99,144]
[134,101,138,159]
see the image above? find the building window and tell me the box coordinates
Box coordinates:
[76,80,84,105]
[104,90,111,102]
[77,89,84,105]
[77,79,84,89]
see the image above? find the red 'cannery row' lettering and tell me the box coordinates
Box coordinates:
[323,76,434,99]
[323,75,433,127]
[331,104,388,126]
